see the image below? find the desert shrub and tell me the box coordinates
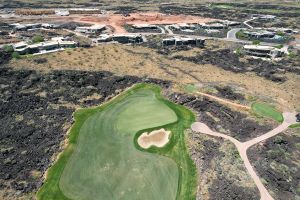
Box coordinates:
[236,30,247,39]
[33,58,48,64]
[267,148,289,159]
[235,47,243,56]
[274,136,285,145]
[252,40,261,45]
[12,52,21,59]
[276,31,285,36]
[3,45,14,53]
[32,35,44,43]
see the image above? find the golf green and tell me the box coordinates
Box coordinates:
[37,84,197,200]
[251,102,283,122]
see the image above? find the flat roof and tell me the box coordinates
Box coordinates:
[29,41,59,48]
[132,24,158,28]
[112,34,142,38]
[13,41,27,48]
[76,25,106,30]
[244,45,276,51]
[69,8,99,11]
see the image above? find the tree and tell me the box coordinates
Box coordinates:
[32,35,44,43]
[276,31,285,37]
[3,45,14,53]
[252,40,261,45]
[12,52,21,59]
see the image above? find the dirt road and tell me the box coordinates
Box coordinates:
[195,91,251,110]
[191,112,296,200]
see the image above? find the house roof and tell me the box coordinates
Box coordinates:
[244,45,276,51]
[132,24,158,28]
[13,41,27,48]
[76,25,106,30]
[244,29,275,36]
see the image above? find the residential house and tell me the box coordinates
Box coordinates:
[243,29,276,39]
[199,23,226,29]
[162,37,205,47]
[132,24,159,30]
[13,37,77,55]
[75,25,106,34]
[95,34,143,44]
[243,45,284,59]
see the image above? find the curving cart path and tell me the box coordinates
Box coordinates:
[191,112,296,200]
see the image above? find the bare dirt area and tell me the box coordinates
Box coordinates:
[248,128,300,200]
[77,12,215,34]
[1,11,215,35]
[172,49,300,83]
[137,128,171,148]
[8,42,299,110]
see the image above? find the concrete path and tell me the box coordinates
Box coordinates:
[227,28,243,40]
[244,18,255,29]
[191,112,296,200]
[165,25,174,35]
[157,25,166,34]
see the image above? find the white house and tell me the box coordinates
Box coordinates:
[243,45,285,59]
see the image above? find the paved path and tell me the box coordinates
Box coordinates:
[157,25,166,34]
[191,112,296,200]
[244,18,255,29]
[165,25,174,35]
[227,28,243,40]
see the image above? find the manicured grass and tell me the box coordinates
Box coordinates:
[37,83,196,200]
[251,102,283,123]
[289,123,300,129]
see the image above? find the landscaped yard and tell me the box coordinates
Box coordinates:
[37,84,196,200]
[251,102,283,122]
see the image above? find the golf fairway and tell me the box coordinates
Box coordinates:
[37,84,197,200]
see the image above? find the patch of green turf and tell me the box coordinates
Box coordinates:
[289,123,300,129]
[37,83,196,200]
[251,102,283,123]
[183,84,197,93]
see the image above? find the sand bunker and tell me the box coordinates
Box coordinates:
[138,128,171,149]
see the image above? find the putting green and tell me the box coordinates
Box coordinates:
[37,84,197,200]
[251,102,283,122]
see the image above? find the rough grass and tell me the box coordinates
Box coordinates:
[36,83,196,200]
[251,102,283,122]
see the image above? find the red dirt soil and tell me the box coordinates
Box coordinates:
[77,12,216,33]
